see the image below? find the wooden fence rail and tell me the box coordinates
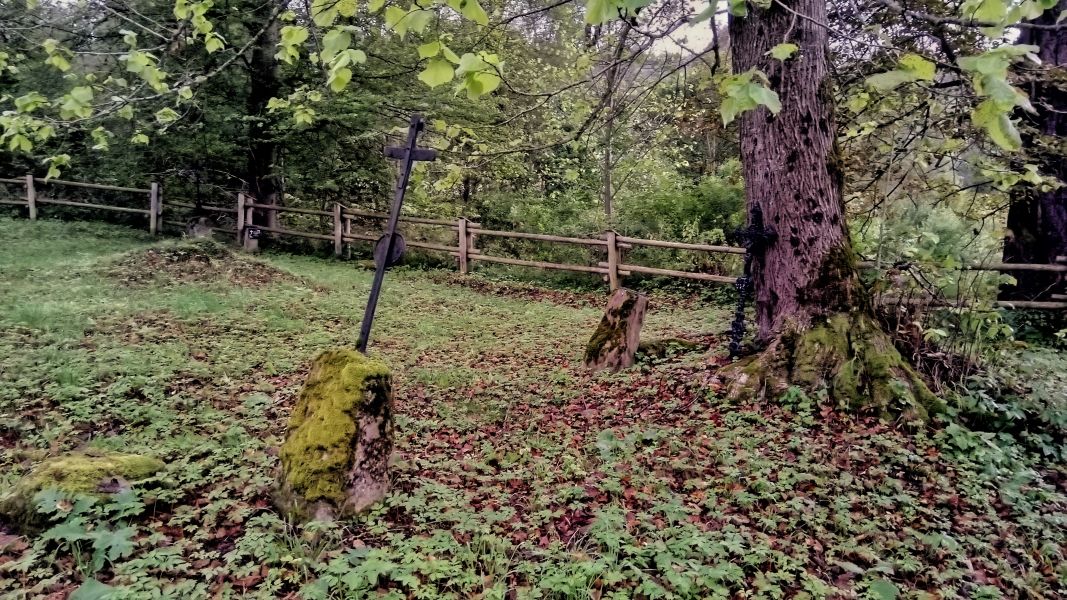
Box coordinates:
[0,174,161,233]
[3,175,1065,309]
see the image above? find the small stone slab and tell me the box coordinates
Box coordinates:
[276,348,393,521]
[583,288,649,372]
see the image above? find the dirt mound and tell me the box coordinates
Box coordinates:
[109,241,298,288]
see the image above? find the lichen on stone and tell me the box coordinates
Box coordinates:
[277,348,391,516]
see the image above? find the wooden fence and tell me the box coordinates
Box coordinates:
[2,175,1065,309]
[0,175,160,232]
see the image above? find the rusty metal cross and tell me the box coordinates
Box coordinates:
[357,113,437,354]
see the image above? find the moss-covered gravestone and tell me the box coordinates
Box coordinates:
[0,450,164,528]
[276,348,393,522]
[584,288,649,372]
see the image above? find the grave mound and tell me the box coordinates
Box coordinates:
[108,240,298,288]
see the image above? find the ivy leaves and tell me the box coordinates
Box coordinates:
[320,29,367,92]
[384,5,434,39]
[726,0,771,18]
[448,0,489,26]
[767,43,798,61]
[311,0,359,27]
[419,59,454,88]
[863,45,1039,152]
[585,0,654,24]
[960,0,1062,35]
[276,26,309,65]
[59,86,94,120]
[42,38,71,72]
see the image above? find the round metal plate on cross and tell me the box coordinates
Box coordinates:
[373,232,406,269]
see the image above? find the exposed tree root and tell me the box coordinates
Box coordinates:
[718,312,945,421]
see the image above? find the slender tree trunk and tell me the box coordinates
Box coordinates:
[1002,0,1067,300]
[730,0,862,341]
[602,124,613,218]
[246,3,282,228]
[721,0,939,417]
[600,24,630,220]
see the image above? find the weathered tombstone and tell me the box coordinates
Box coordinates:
[275,349,393,521]
[187,216,214,239]
[583,288,649,372]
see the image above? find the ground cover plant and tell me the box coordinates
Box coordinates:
[0,218,1065,599]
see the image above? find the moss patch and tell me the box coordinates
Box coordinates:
[277,348,391,514]
[797,245,869,315]
[0,450,164,525]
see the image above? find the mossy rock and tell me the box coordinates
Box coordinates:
[276,348,393,522]
[0,450,164,528]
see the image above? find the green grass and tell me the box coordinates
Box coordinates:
[0,218,1064,599]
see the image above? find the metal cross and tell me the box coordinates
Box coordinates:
[729,204,777,357]
[357,114,437,354]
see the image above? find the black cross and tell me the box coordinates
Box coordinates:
[357,114,437,354]
[729,204,776,357]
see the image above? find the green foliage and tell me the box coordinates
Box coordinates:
[718,69,781,126]
[865,54,936,91]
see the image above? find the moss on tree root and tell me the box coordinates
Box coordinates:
[723,312,944,420]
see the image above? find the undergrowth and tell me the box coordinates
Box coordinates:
[0,219,1063,599]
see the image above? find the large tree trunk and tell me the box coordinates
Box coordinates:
[722,1,940,418]
[730,0,861,341]
[1001,0,1067,301]
[245,3,282,229]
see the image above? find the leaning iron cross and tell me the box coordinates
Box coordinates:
[729,204,776,358]
[356,114,437,354]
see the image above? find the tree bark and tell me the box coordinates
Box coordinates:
[730,0,863,341]
[245,3,282,228]
[721,1,939,417]
[1002,0,1067,301]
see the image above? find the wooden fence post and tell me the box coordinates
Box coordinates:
[343,213,352,259]
[236,193,246,244]
[149,182,160,234]
[333,202,343,258]
[25,174,36,221]
[243,201,258,252]
[606,230,621,291]
[457,217,469,274]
